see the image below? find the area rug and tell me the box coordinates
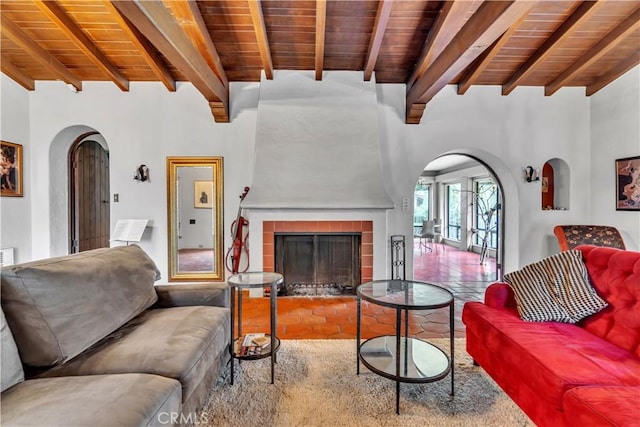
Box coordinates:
[199,338,534,426]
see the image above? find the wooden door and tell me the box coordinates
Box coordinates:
[70,140,110,253]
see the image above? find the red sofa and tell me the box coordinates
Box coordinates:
[462,245,640,426]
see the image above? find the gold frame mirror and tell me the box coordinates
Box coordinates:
[167,156,224,281]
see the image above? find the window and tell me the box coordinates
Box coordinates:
[414,182,430,225]
[446,183,461,240]
[473,179,498,249]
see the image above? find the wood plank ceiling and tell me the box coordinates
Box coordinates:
[1,0,639,124]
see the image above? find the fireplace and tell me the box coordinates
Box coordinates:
[262,221,373,296]
[275,233,361,296]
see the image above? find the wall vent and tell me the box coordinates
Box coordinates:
[0,248,15,267]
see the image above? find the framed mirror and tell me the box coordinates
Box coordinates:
[167,157,224,281]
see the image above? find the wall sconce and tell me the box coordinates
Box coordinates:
[134,164,150,182]
[524,166,539,182]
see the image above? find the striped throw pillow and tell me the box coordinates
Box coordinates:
[504,250,608,323]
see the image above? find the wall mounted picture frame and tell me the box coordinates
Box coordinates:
[194,180,214,208]
[1,141,23,197]
[616,155,640,211]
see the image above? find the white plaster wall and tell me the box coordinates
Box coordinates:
[4,69,638,279]
[0,74,31,263]
[28,80,259,280]
[590,66,640,250]
[376,83,591,271]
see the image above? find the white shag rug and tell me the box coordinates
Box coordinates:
[199,339,534,427]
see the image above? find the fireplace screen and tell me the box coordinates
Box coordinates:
[275,233,361,296]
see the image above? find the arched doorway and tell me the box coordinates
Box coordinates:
[48,126,110,257]
[68,133,110,252]
[413,154,505,283]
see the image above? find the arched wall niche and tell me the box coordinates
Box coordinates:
[541,158,570,211]
[49,125,109,256]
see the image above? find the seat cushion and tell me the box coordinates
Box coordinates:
[0,373,181,427]
[563,386,640,426]
[463,302,640,411]
[0,245,160,366]
[40,306,230,404]
[0,309,23,392]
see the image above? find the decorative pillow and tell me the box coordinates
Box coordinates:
[504,250,608,323]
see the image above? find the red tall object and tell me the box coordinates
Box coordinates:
[225,187,250,274]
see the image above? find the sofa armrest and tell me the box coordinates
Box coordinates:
[153,283,229,308]
[484,282,517,309]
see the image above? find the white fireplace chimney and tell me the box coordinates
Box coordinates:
[242,71,394,210]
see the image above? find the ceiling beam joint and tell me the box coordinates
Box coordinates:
[36,0,129,91]
[315,0,326,81]
[104,1,175,92]
[248,0,274,80]
[406,1,534,124]
[0,13,82,91]
[363,0,393,82]
[112,0,229,122]
[545,6,640,96]
[502,1,601,96]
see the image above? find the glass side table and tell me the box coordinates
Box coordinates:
[356,279,454,414]
[228,271,284,384]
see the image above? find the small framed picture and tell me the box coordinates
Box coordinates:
[194,180,214,208]
[616,156,640,211]
[1,141,23,197]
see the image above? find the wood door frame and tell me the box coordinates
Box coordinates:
[68,131,102,253]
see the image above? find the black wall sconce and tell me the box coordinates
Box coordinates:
[524,166,539,182]
[134,164,150,182]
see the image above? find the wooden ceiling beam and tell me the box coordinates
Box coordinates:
[457,7,531,95]
[315,0,326,81]
[586,54,640,96]
[35,0,129,91]
[1,55,35,90]
[407,1,475,90]
[248,0,274,80]
[363,0,393,82]
[163,0,228,88]
[112,0,228,122]
[104,1,175,92]
[546,6,640,96]
[0,13,82,91]
[502,1,601,96]
[406,1,533,124]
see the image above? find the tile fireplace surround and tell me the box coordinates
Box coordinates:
[262,220,374,284]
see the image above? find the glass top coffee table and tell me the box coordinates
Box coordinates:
[356,280,454,414]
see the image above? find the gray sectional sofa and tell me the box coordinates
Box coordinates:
[0,245,230,426]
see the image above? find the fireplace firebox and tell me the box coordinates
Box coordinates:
[275,232,361,296]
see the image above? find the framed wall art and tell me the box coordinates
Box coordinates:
[1,141,23,197]
[194,180,214,208]
[616,156,640,211]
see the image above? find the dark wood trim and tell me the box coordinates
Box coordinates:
[68,131,100,254]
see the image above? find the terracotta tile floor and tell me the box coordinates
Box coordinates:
[235,243,497,339]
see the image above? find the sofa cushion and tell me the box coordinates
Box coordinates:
[463,302,640,411]
[504,250,608,323]
[0,245,160,367]
[1,309,24,392]
[563,385,640,426]
[39,306,230,405]
[0,374,181,427]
